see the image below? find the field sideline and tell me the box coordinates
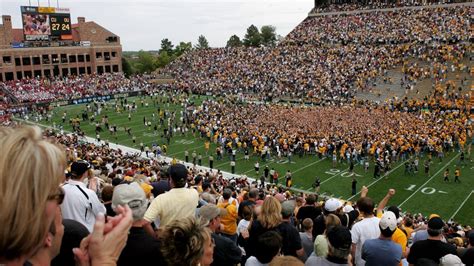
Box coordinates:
[31,95,474,225]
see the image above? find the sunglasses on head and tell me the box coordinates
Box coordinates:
[47,186,65,205]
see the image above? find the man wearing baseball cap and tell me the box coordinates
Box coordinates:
[306,225,352,265]
[143,164,199,235]
[407,216,457,265]
[199,204,241,266]
[313,198,359,238]
[362,211,403,266]
[61,160,106,232]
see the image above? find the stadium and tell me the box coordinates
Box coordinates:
[0,1,473,265]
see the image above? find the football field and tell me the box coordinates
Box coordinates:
[32,95,474,226]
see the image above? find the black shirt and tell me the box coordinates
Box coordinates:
[211,233,242,266]
[118,227,165,266]
[246,220,302,258]
[297,205,322,225]
[407,239,457,265]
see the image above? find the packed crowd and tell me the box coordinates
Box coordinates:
[1,125,473,266]
[164,5,470,103]
[310,0,460,14]
[0,73,151,104]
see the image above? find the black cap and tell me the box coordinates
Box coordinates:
[71,160,91,177]
[387,206,400,219]
[428,217,444,230]
[169,164,188,183]
[327,226,352,250]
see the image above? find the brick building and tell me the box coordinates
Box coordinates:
[0,15,122,81]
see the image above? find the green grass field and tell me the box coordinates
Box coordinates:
[31,95,474,226]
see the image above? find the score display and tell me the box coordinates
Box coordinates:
[21,6,72,41]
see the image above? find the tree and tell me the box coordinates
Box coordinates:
[135,50,156,73]
[160,38,174,55]
[174,41,193,57]
[195,35,209,49]
[155,50,172,68]
[226,35,242,48]
[243,24,261,47]
[260,25,277,47]
[121,57,133,77]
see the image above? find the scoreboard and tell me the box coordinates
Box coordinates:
[21,6,72,41]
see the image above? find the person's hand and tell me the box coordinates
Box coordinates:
[74,205,132,266]
[361,186,368,197]
[241,228,250,239]
[387,189,395,197]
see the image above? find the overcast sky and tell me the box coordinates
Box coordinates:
[1,0,313,51]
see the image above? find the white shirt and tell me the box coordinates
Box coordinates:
[351,216,380,266]
[61,179,106,232]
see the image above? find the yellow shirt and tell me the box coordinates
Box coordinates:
[217,202,238,235]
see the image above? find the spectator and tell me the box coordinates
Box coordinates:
[314,214,342,258]
[26,205,64,265]
[305,226,352,266]
[112,182,165,266]
[299,218,314,259]
[407,216,457,265]
[51,220,89,266]
[280,200,305,258]
[143,163,199,235]
[362,211,403,266]
[351,197,380,266]
[217,188,239,243]
[459,231,474,265]
[0,126,66,265]
[296,194,321,229]
[246,231,282,266]
[159,217,214,266]
[102,185,115,217]
[239,188,259,219]
[62,160,107,232]
[199,204,242,266]
[0,126,132,266]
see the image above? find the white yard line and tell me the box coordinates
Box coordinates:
[321,167,351,185]
[346,159,408,201]
[450,190,474,220]
[398,154,460,208]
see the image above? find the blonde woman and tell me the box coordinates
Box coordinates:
[159,217,214,266]
[314,214,342,257]
[246,196,304,259]
[0,126,132,266]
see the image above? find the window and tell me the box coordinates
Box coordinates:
[97,66,104,74]
[96,52,102,59]
[111,52,117,57]
[62,68,69,76]
[86,54,91,62]
[60,54,68,63]
[15,57,21,66]
[79,67,86,74]
[32,57,41,65]
[112,65,119,72]
[3,56,12,64]
[106,36,118,43]
[42,55,50,64]
[16,71,23,79]
[34,70,41,78]
[105,65,111,73]
[5,72,14,81]
[44,69,51,77]
[104,52,110,61]
[24,71,32,78]
[78,54,85,62]
[69,55,77,63]
[22,57,31,65]
[52,54,59,64]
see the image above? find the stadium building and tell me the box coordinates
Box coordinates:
[0,7,121,82]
